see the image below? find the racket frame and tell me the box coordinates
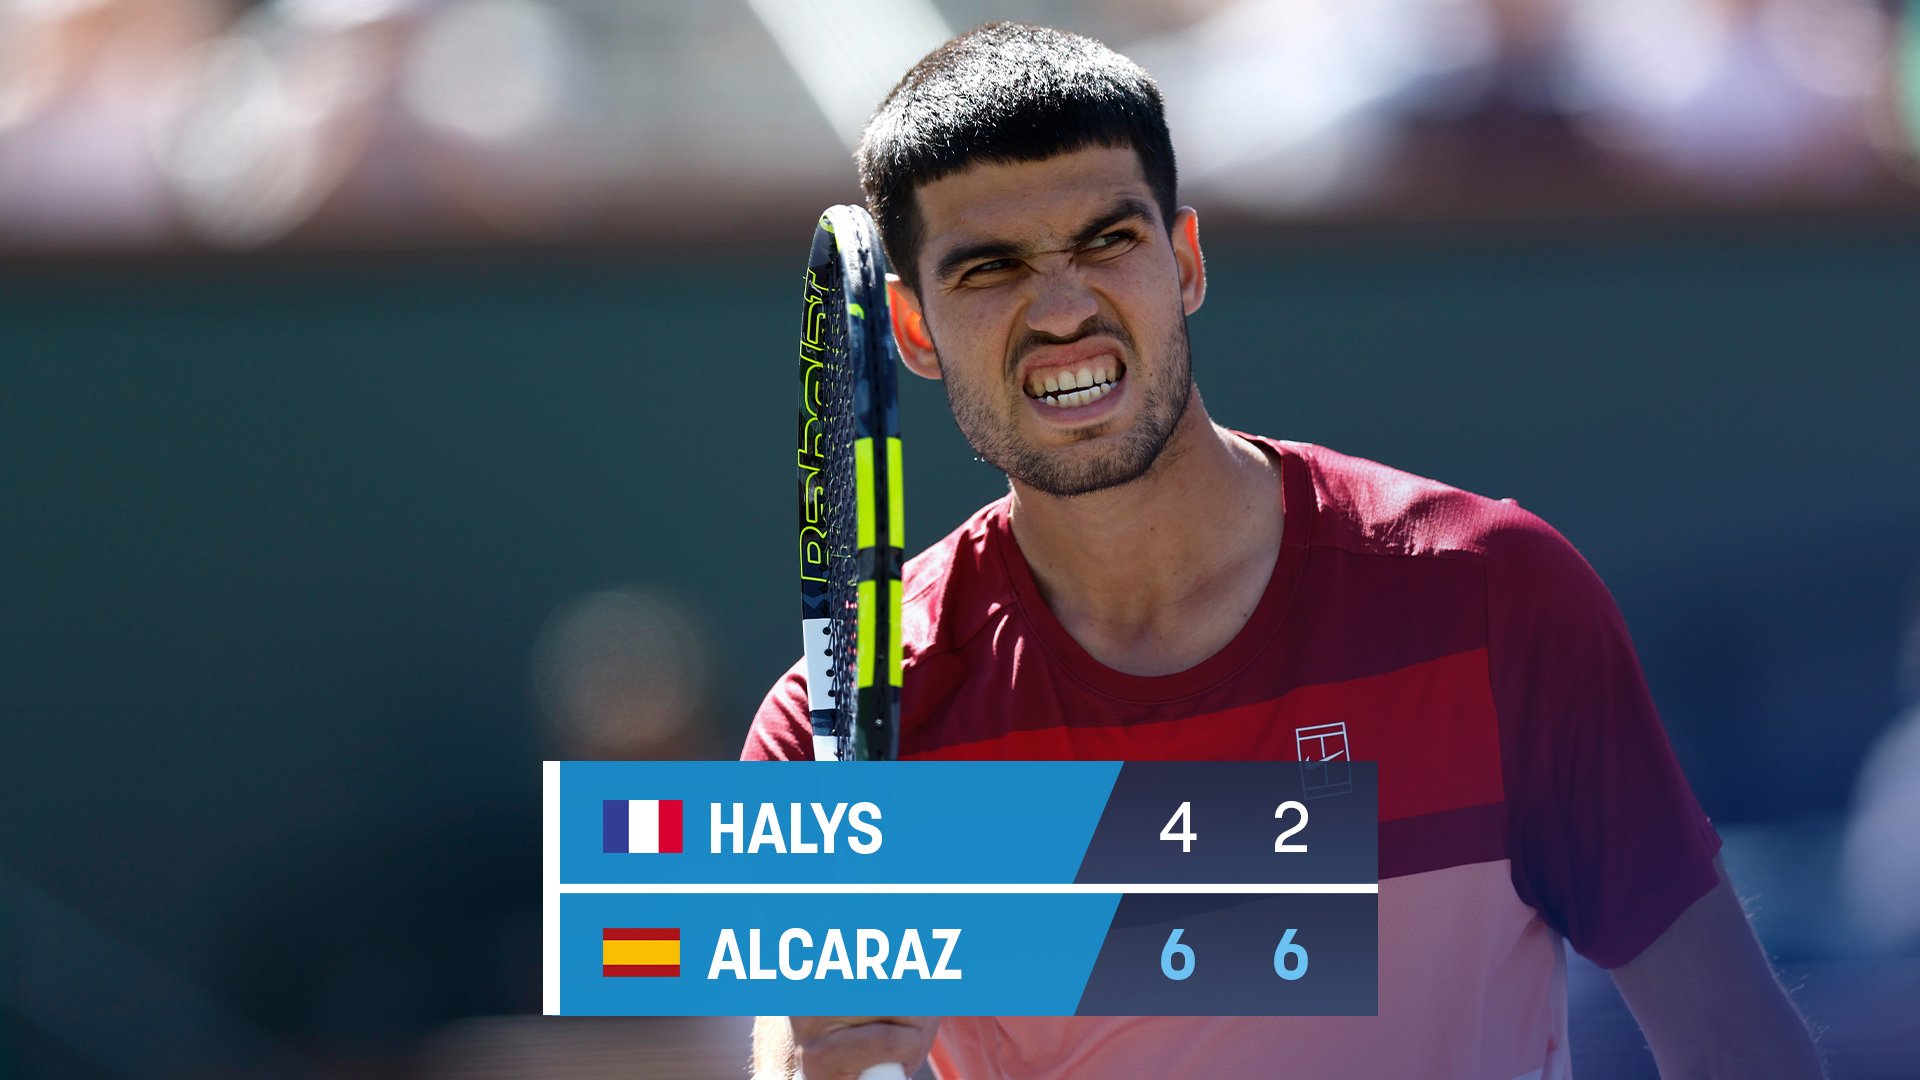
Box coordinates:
[795,204,904,764]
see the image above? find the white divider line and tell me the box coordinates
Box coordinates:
[541,761,561,1015]
[554,882,1377,895]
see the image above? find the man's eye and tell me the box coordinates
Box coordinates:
[963,259,1017,280]
[1083,231,1138,258]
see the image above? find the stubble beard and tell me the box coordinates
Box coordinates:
[937,315,1195,499]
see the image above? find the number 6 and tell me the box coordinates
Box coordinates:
[1273,928,1308,981]
[1161,928,1195,981]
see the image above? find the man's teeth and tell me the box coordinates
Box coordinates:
[1028,361,1120,408]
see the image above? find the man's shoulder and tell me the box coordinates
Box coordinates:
[901,496,1004,598]
[1267,437,1554,566]
[1266,438,1623,640]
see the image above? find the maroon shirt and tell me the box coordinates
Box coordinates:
[746,437,1720,1079]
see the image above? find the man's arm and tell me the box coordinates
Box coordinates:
[752,1015,796,1078]
[1610,856,1824,1080]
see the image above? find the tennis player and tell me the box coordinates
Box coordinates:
[744,22,1825,1080]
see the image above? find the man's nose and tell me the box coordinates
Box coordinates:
[1024,265,1099,339]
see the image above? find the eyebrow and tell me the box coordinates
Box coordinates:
[931,196,1160,286]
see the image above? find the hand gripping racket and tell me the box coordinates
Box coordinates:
[796,204,904,768]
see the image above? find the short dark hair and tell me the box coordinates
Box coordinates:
[856,22,1178,292]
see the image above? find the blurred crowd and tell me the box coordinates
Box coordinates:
[0,0,598,249]
[0,0,1915,253]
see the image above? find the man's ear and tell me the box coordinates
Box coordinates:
[1171,207,1206,316]
[887,276,941,381]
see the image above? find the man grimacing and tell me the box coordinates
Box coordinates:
[743,22,1825,1080]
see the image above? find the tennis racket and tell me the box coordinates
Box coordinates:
[793,206,910,1080]
[796,203,904,766]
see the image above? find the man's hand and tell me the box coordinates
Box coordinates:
[784,1016,939,1080]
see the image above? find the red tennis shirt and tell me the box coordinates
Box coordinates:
[744,436,1721,1080]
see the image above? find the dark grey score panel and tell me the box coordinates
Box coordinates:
[1073,763,1378,886]
[1074,893,1379,1016]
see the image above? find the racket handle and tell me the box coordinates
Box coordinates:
[858,1066,911,1080]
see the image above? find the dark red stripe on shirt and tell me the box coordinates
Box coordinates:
[910,648,1504,822]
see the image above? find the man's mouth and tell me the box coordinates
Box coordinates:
[1024,357,1124,408]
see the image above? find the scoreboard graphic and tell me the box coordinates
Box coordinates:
[542,761,1379,1016]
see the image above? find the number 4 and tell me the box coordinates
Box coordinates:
[1160,801,1196,853]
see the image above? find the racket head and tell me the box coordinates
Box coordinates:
[796,204,903,763]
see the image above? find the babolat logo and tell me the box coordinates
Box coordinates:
[797,269,830,585]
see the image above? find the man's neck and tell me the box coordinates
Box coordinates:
[1005,399,1285,676]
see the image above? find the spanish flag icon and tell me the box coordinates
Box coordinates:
[602,928,680,977]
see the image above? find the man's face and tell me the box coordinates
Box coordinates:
[896,145,1205,498]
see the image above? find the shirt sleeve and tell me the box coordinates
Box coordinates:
[1485,506,1722,969]
[742,658,816,762]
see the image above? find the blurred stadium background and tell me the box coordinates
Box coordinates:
[3,0,1918,1076]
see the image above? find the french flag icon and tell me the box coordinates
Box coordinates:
[603,799,683,854]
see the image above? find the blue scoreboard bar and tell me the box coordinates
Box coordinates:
[543,761,1378,1016]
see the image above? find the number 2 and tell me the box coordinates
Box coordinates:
[1274,800,1308,852]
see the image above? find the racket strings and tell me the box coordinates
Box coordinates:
[821,270,863,760]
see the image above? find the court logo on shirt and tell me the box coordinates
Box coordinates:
[1295,722,1353,798]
